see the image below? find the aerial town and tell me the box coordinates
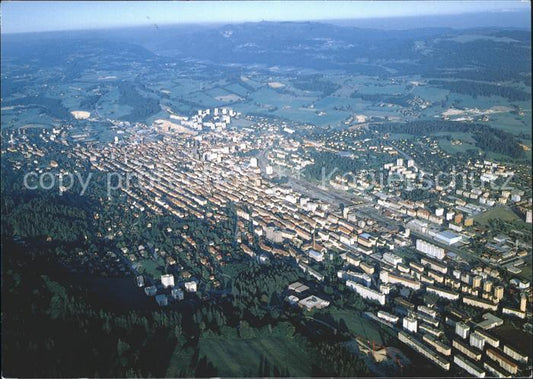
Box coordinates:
[3,106,531,377]
[2,3,532,376]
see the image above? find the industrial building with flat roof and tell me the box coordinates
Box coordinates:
[434,230,462,245]
[298,295,330,311]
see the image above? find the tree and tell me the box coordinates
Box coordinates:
[117,339,131,367]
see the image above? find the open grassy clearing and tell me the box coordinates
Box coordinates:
[197,335,312,377]
[138,258,165,278]
[327,307,393,345]
[437,138,479,154]
[166,346,196,377]
[474,206,521,226]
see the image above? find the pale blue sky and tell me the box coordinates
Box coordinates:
[1,1,530,34]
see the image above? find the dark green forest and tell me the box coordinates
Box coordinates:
[2,240,370,377]
[291,75,341,97]
[2,95,71,120]
[304,150,393,183]
[117,82,162,122]
[375,120,525,159]
[428,80,530,101]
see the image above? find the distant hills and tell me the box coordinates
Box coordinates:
[3,21,531,82]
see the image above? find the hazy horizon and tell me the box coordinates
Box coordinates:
[1,1,530,34]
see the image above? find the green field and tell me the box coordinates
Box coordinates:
[328,307,393,345]
[433,131,476,143]
[411,85,449,103]
[474,206,521,226]
[138,258,165,278]
[388,133,417,140]
[193,336,312,376]
[488,111,531,135]
[433,131,482,155]
[166,346,196,377]
[437,138,479,154]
